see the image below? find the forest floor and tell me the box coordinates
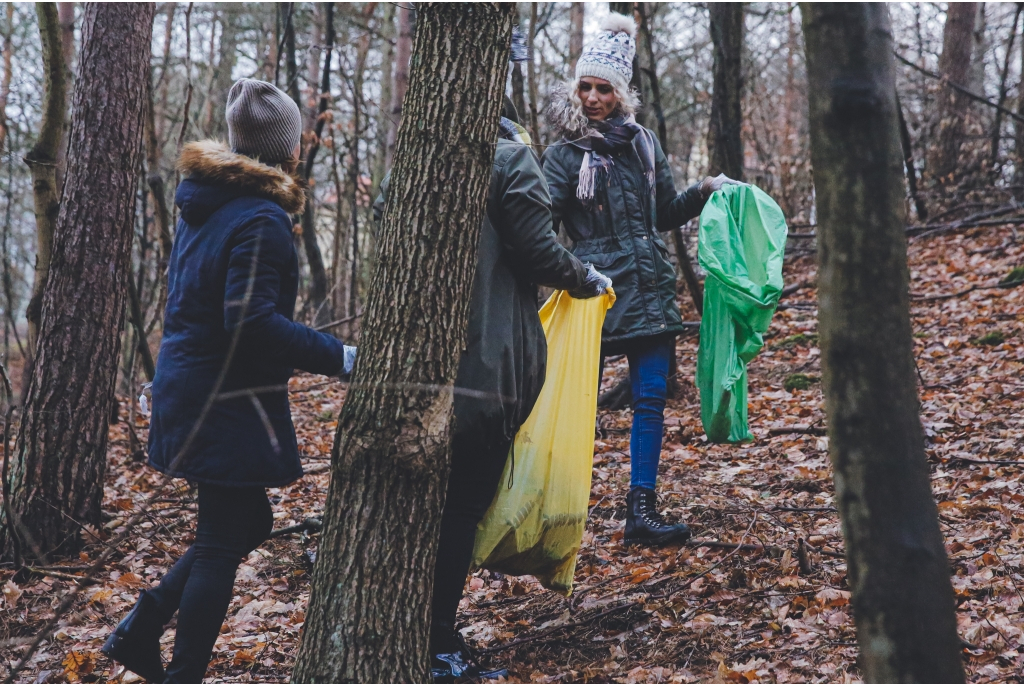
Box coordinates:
[2,221,1024,684]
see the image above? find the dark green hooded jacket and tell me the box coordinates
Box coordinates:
[542,126,707,349]
[375,139,588,455]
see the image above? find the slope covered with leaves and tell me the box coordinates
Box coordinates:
[1,222,1023,683]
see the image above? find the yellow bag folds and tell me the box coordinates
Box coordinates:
[471,288,615,595]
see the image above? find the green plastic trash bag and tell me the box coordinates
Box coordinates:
[696,184,788,443]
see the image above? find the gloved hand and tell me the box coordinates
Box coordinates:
[339,345,357,379]
[700,173,747,198]
[569,263,612,299]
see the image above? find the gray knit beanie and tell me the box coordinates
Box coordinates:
[226,78,302,165]
[575,14,637,92]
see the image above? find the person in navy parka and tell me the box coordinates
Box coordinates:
[102,79,355,683]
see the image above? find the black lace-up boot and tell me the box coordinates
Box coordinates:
[430,622,507,683]
[101,591,167,683]
[624,487,691,546]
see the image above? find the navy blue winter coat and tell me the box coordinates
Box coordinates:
[147,141,348,487]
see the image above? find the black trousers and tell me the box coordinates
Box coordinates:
[430,431,513,651]
[145,484,274,683]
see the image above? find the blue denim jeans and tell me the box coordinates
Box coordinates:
[624,335,673,490]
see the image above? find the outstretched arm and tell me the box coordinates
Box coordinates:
[654,135,708,231]
[224,213,353,376]
[496,145,588,291]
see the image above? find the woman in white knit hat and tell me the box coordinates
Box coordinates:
[543,15,742,547]
[102,78,356,683]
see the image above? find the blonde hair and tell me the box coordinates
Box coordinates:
[551,77,642,137]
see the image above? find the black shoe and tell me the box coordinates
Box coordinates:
[624,487,691,546]
[430,627,507,683]
[101,591,167,683]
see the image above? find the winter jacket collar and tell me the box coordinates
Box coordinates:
[176,140,306,216]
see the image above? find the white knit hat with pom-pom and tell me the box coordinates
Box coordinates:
[575,14,637,91]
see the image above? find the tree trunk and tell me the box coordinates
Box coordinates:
[2,3,154,561]
[967,3,987,96]
[897,92,929,222]
[304,3,323,132]
[23,3,69,402]
[127,277,155,382]
[343,6,377,331]
[55,2,75,192]
[386,4,414,170]
[1017,3,1024,194]
[609,3,646,126]
[526,3,541,146]
[569,2,584,73]
[0,4,13,155]
[284,6,299,106]
[708,2,744,179]
[146,73,173,272]
[374,3,396,187]
[926,2,977,187]
[300,2,337,327]
[672,228,703,315]
[801,4,965,682]
[286,4,331,326]
[511,61,527,122]
[205,5,239,140]
[290,4,513,682]
[990,5,1021,167]
[634,2,701,318]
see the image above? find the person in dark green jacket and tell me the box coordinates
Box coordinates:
[542,15,742,547]
[375,100,609,680]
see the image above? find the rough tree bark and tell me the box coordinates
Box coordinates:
[386,3,414,169]
[926,2,978,187]
[290,4,513,682]
[1,3,154,560]
[708,2,744,180]
[22,3,69,406]
[801,4,965,682]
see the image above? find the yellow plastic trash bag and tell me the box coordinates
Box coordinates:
[471,288,615,595]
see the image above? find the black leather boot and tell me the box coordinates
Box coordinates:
[624,487,691,546]
[101,591,167,683]
[430,622,507,683]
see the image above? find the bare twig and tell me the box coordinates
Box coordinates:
[767,424,827,436]
[175,3,194,154]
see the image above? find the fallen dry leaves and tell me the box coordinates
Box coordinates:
[1,222,1022,683]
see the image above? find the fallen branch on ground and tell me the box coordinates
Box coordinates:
[767,424,827,436]
[269,517,323,538]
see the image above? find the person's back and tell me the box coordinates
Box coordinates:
[150,141,322,486]
[105,79,354,684]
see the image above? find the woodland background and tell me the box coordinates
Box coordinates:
[0,2,1023,683]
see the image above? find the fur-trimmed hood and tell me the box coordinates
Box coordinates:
[177,140,305,215]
